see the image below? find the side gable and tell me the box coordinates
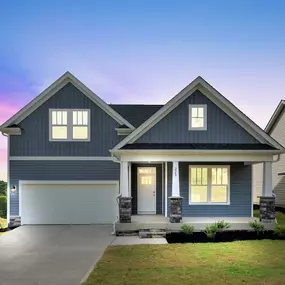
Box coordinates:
[0,71,135,131]
[10,83,122,156]
[136,90,260,144]
[265,100,285,134]
[112,77,284,151]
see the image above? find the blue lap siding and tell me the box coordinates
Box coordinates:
[10,160,120,216]
[167,162,252,217]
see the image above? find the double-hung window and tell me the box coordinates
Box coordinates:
[189,165,230,204]
[50,109,90,141]
[189,105,207,130]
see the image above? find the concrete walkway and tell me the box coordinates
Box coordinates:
[111,236,168,245]
[0,225,114,285]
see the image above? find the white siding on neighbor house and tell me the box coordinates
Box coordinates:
[253,107,285,207]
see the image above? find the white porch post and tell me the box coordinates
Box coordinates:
[262,161,273,196]
[171,161,180,197]
[120,161,129,197]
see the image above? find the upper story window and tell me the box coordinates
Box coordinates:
[189,105,207,130]
[49,109,90,141]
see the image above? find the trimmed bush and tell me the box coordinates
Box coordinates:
[216,220,231,231]
[0,195,7,218]
[249,220,265,234]
[180,224,195,235]
[205,224,219,239]
[274,224,285,238]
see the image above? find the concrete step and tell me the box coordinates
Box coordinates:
[139,229,166,238]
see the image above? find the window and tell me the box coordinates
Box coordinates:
[189,105,207,130]
[189,165,230,204]
[49,109,90,141]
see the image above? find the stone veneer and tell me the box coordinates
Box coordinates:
[169,197,183,223]
[119,197,132,223]
[259,196,275,223]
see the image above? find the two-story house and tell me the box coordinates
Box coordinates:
[0,72,283,227]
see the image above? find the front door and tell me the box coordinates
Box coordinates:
[137,167,156,214]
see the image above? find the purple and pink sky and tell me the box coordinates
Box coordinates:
[0,0,285,181]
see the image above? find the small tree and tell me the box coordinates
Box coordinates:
[0,180,7,196]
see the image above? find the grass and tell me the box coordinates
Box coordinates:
[84,241,285,285]
[0,218,7,236]
[253,209,285,225]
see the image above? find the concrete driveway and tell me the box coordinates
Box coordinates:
[0,225,115,285]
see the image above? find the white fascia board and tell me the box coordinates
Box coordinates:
[0,72,135,130]
[111,77,285,151]
[264,100,285,134]
[10,156,113,161]
[0,128,21,135]
[19,180,119,185]
[119,152,274,163]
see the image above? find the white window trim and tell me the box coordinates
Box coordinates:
[188,104,207,131]
[49,109,91,142]
[189,165,230,205]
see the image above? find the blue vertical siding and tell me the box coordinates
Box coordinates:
[131,164,163,215]
[136,90,260,144]
[9,160,120,216]
[10,83,122,156]
[167,162,252,217]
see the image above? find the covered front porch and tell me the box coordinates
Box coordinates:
[116,150,277,231]
[115,215,264,232]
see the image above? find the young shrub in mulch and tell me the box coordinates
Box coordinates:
[180,224,195,235]
[274,224,285,238]
[249,220,265,235]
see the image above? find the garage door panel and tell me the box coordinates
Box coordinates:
[21,183,118,225]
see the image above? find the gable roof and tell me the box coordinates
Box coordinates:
[264,100,285,134]
[110,104,163,127]
[0,72,135,130]
[112,76,285,151]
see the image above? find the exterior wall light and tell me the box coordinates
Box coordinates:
[11,185,17,193]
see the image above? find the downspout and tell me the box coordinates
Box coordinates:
[1,132,10,223]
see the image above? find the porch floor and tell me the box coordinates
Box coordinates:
[115,215,274,232]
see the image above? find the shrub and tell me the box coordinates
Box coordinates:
[0,218,7,229]
[180,224,195,235]
[249,220,265,234]
[274,224,285,238]
[216,220,231,231]
[205,224,218,239]
[0,195,7,218]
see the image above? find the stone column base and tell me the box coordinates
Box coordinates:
[169,196,183,223]
[119,197,132,223]
[259,196,275,223]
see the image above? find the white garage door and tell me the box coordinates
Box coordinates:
[20,181,119,225]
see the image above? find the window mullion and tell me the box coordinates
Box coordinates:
[67,110,73,140]
[208,167,211,204]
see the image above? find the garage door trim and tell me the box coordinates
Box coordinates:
[19,180,119,219]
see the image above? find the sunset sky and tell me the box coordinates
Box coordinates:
[0,0,285,181]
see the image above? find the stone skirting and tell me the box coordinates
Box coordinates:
[169,196,183,223]
[259,196,275,223]
[119,197,132,223]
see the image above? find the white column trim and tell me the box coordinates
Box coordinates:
[262,161,273,196]
[120,161,129,197]
[165,162,168,217]
[171,161,180,197]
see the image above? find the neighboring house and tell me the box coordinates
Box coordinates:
[253,100,285,208]
[0,72,283,226]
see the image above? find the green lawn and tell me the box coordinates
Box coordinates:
[84,241,285,285]
[253,210,285,225]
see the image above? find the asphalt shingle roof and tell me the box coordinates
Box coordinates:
[109,104,163,127]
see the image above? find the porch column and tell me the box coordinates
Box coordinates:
[169,161,182,223]
[259,161,275,223]
[119,161,132,223]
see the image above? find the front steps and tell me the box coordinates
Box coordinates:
[139,229,166,238]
